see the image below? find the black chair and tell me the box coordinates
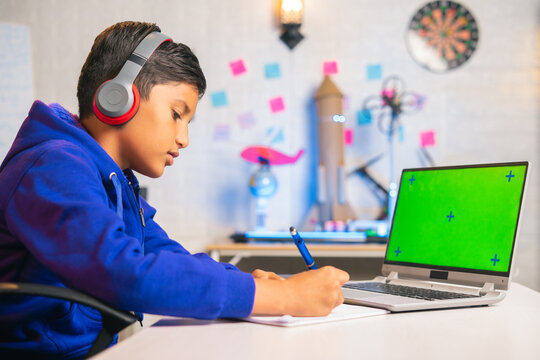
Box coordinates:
[0,282,138,358]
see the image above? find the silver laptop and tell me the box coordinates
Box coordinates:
[343,161,529,312]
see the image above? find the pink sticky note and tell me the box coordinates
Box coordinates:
[420,130,436,148]
[323,61,338,75]
[344,128,353,145]
[269,96,285,113]
[229,59,247,76]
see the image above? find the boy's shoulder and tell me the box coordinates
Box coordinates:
[6,139,96,172]
[0,140,103,207]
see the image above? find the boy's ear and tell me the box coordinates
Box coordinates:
[93,31,172,126]
[93,82,140,126]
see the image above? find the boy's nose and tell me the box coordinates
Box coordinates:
[176,125,189,149]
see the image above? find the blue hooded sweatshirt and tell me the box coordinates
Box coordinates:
[0,101,255,359]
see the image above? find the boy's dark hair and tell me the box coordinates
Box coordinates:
[77,21,206,119]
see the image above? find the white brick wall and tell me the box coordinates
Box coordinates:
[1,0,538,289]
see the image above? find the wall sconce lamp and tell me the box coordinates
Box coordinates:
[279,0,304,50]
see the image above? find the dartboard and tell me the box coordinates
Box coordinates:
[406,1,479,72]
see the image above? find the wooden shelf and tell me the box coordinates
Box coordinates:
[206,243,386,265]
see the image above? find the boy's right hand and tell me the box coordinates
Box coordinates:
[284,266,350,316]
[251,266,350,317]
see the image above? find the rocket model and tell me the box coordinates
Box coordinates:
[304,76,356,229]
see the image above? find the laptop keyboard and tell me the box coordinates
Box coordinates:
[343,282,480,301]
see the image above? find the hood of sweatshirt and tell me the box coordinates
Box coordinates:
[1,100,125,184]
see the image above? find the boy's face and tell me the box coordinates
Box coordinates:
[118,82,199,178]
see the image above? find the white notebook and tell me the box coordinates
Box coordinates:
[244,304,388,327]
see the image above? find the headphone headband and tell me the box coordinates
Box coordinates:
[94,31,172,125]
[116,32,171,86]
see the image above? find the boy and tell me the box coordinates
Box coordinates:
[0,21,349,358]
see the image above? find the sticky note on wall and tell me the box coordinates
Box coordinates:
[366,64,382,80]
[399,124,405,142]
[211,91,228,107]
[419,130,436,147]
[214,124,230,141]
[229,59,247,76]
[271,128,284,144]
[344,128,353,145]
[264,63,281,79]
[357,109,372,125]
[269,96,285,113]
[323,61,338,75]
[238,112,255,129]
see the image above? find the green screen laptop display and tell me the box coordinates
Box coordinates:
[385,163,527,275]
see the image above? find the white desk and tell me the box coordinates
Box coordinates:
[93,283,540,360]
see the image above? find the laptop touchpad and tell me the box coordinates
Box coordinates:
[368,295,427,305]
[343,288,386,299]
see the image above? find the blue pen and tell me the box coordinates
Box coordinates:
[289,226,318,270]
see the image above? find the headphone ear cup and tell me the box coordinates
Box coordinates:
[93,82,140,125]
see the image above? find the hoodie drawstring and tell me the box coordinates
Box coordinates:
[108,172,144,326]
[109,172,123,219]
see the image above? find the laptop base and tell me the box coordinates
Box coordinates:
[343,275,505,312]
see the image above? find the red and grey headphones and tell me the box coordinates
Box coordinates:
[93,31,172,125]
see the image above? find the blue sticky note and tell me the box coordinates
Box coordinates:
[366,64,382,80]
[399,124,405,142]
[357,109,372,125]
[264,63,281,79]
[211,91,228,107]
[270,128,284,144]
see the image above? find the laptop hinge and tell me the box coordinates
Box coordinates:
[479,282,495,296]
[386,271,399,283]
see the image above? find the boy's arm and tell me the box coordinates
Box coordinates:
[140,197,240,271]
[4,145,253,319]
